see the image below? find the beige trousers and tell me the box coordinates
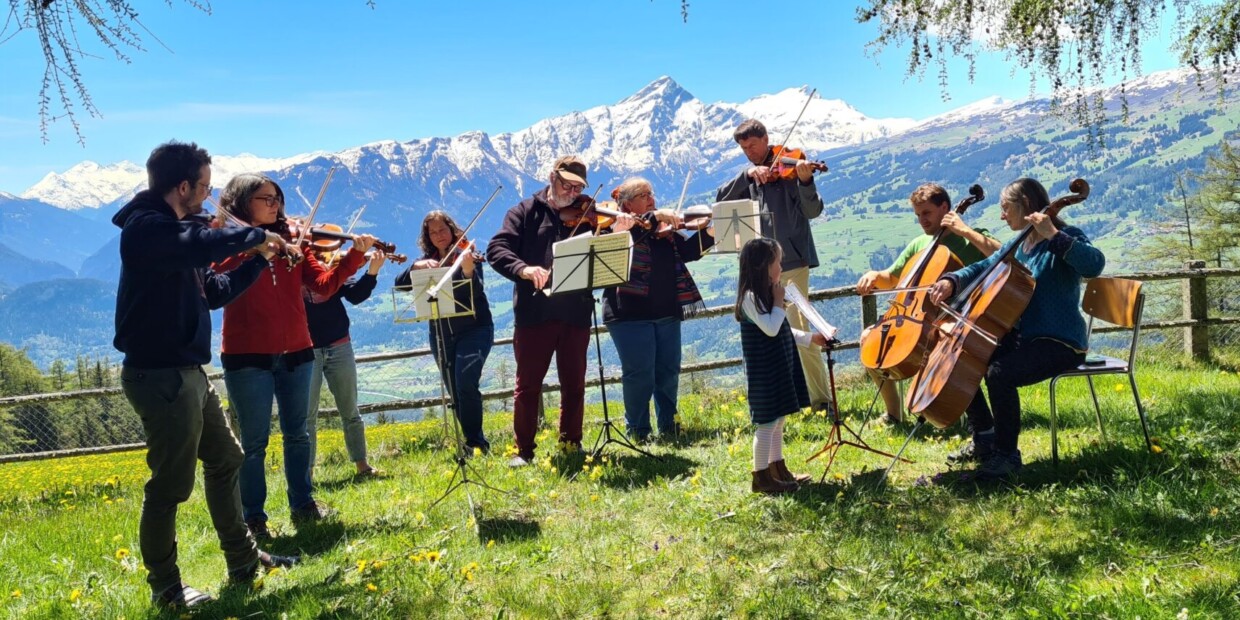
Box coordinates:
[780,266,832,408]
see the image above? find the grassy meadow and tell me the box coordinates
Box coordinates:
[1,351,1238,619]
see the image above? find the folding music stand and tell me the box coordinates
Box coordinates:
[710,199,762,254]
[393,272,509,524]
[789,283,912,480]
[547,231,658,461]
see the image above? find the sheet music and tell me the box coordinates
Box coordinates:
[712,199,761,253]
[551,230,633,292]
[393,267,474,322]
[785,282,838,340]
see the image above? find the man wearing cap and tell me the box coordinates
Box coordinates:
[487,156,599,466]
[715,118,833,413]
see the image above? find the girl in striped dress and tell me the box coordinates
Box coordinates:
[735,238,828,494]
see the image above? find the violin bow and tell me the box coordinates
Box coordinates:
[767,87,817,173]
[323,204,366,269]
[295,166,337,247]
[439,185,503,268]
[204,197,252,228]
[673,169,693,217]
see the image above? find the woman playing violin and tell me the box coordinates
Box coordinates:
[213,173,374,538]
[394,210,495,454]
[604,178,714,442]
[303,240,388,479]
[926,178,1105,480]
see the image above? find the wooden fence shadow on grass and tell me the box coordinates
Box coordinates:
[595,452,699,490]
[477,513,542,543]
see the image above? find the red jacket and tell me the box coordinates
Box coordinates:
[214,248,366,355]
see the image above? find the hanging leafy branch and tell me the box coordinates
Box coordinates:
[854,1,1239,143]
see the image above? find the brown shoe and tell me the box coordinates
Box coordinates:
[770,459,812,485]
[751,468,796,494]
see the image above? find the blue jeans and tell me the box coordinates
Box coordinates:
[225,357,315,523]
[309,341,368,468]
[608,317,681,438]
[429,323,494,449]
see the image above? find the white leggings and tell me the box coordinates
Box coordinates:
[753,416,787,471]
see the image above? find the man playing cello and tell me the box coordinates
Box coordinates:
[856,183,999,424]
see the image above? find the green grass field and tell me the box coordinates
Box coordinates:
[1,352,1238,618]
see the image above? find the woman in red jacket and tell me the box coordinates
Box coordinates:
[215,173,373,540]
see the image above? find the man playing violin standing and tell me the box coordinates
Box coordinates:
[487,156,640,466]
[113,141,297,609]
[715,119,833,413]
[856,183,999,423]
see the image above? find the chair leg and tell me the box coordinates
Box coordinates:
[1049,376,1061,467]
[1086,375,1106,443]
[1127,372,1153,453]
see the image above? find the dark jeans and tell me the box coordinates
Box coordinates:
[964,334,1085,453]
[430,322,495,449]
[122,366,258,595]
[608,317,682,437]
[512,320,590,458]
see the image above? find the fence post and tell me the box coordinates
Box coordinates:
[861,294,877,330]
[1183,259,1209,361]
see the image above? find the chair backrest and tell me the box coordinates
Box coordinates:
[1082,277,1143,328]
[1081,276,1145,368]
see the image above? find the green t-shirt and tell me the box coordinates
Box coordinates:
[886,229,993,275]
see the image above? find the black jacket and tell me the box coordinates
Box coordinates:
[112,191,268,368]
[304,273,378,348]
[485,188,595,328]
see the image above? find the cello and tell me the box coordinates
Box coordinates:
[905,179,1090,428]
[859,184,985,381]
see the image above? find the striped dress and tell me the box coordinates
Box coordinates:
[740,308,811,425]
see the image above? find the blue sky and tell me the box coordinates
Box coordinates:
[0,0,1185,192]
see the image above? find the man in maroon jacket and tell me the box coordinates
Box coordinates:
[486,156,598,466]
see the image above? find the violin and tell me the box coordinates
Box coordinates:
[190,207,304,268]
[762,144,828,183]
[558,198,648,233]
[645,205,713,239]
[438,237,486,267]
[859,185,985,381]
[288,219,407,263]
[905,179,1091,428]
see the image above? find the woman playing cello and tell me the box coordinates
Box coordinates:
[926,178,1105,480]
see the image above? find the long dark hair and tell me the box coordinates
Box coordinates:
[219,173,290,235]
[418,210,464,260]
[1003,178,1067,230]
[734,237,781,321]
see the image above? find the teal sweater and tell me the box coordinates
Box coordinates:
[946,226,1105,351]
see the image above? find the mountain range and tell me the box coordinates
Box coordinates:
[1,69,1237,368]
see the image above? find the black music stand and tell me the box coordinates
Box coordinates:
[416,289,510,527]
[805,339,912,479]
[547,232,658,461]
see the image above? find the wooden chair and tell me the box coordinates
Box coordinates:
[1048,277,1154,465]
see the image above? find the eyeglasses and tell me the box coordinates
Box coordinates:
[630,191,654,201]
[195,181,213,194]
[251,194,283,207]
[556,175,585,193]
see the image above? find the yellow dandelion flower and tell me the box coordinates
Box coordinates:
[528,492,538,501]
[115,548,129,560]
[356,560,368,572]
[112,534,122,542]
[69,589,81,602]
[584,454,594,464]
[1210,507,1220,517]
[832,472,845,480]
[487,539,496,549]
[590,494,600,502]
[1151,444,1164,454]
[371,560,386,570]
[366,583,378,592]
[426,550,441,563]
[473,447,483,457]
[548,490,558,499]
[10,589,20,598]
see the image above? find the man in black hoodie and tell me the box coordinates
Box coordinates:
[113,141,296,609]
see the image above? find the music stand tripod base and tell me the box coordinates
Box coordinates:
[805,343,912,481]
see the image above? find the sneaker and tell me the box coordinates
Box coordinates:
[290,501,335,524]
[976,450,1022,481]
[947,435,995,464]
[228,551,300,584]
[152,582,214,609]
[246,518,272,542]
